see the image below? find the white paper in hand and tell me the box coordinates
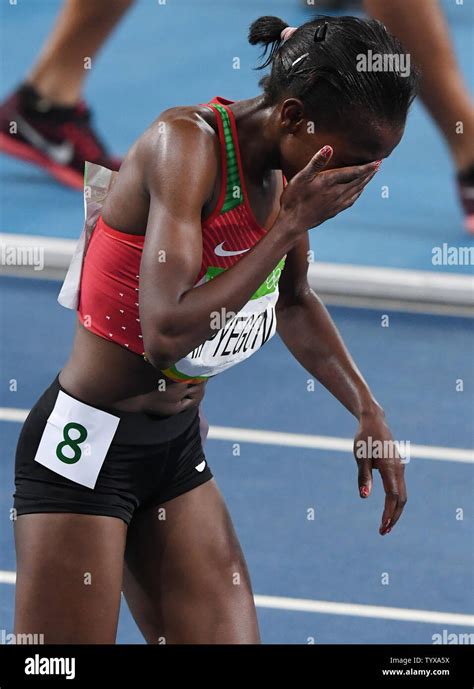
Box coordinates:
[58,162,117,309]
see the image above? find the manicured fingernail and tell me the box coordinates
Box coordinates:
[320,145,332,157]
[360,486,369,498]
[385,527,392,534]
[374,160,382,170]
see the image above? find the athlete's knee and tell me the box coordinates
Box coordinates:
[201,538,253,597]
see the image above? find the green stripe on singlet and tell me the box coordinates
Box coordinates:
[212,104,243,212]
[205,256,286,300]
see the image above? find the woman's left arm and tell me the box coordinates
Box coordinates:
[276,233,407,536]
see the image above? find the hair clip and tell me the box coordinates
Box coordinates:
[314,22,328,43]
[291,53,309,68]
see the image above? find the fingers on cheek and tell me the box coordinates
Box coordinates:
[342,179,368,202]
[345,193,360,207]
[352,173,375,195]
[353,178,373,195]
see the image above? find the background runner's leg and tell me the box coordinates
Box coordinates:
[27,0,135,105]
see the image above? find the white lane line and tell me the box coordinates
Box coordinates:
[254,595,474,627]
[2,234,473,307]
[0,569,472,626]
[307,261,474,308]
[0,571,16,585]
[1,409,472,463]
[208,426,474,464]
[0,408,27,423]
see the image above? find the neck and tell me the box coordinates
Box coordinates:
[228,96,282,181]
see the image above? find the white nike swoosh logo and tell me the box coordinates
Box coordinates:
[195,460,206,472]
[16,114,75,165]
[214,242,249,257]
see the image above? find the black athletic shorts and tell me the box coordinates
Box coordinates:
[13,374,213,525]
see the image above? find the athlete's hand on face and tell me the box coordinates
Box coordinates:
[353,409,407,536]
[279,146,380,235]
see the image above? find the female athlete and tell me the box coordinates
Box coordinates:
[13,16,417,644]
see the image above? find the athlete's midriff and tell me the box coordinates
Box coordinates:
[77,97,285,384]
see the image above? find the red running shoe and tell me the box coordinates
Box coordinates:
[457,165,474,235]
[0,83,121,189]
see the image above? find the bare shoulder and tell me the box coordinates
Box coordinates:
[136,104,220,186]
[103,103,220,227]
[151,103,218,134]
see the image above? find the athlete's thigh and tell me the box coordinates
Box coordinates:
[123,479,260,644]
[14,513,127,644]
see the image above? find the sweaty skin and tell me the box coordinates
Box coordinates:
[60,95,399,416]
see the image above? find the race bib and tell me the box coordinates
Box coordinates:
[33,391,120,489]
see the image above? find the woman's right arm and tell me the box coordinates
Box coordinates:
[139,113,378,370]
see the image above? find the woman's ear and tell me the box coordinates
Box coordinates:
[281,98,306,133]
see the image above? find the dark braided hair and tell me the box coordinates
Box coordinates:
[248,15,419,130]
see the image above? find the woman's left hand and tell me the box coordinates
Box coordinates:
[353,410,407,536]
